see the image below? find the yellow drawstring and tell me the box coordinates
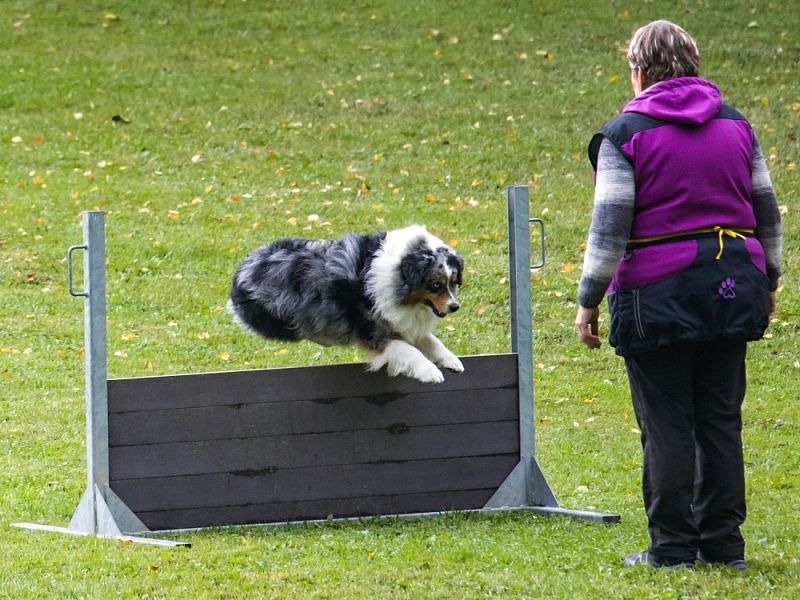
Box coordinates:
[627,226,754,259]
[714,226,748,260]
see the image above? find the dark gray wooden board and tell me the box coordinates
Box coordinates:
[106,354,521,530]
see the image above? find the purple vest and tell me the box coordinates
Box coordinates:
[589,78,764,292]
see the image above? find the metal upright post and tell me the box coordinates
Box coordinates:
[485,186,619,523]
[14,211,188,546]
[506,185,558,507]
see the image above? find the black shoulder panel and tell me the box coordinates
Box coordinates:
[588,112,666,169]
[715,103,748,121]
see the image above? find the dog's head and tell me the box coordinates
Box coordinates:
[399,238,464,318]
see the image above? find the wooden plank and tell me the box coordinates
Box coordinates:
[109,421,520,480]
[107,354,518,413]
[111,454,519,513]
[135,489,499,531]
[108,387,518,447]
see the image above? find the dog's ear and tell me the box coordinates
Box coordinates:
[448,251,464,286]
[400,249,434,291]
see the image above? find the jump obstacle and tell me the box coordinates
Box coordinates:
[13,186,619,547]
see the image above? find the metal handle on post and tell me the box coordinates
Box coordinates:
[529,218,545,269]
[67,244,89,297]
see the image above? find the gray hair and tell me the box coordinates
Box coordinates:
[627,20,699,83]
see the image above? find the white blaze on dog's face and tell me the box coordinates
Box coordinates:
[399,239,464,318]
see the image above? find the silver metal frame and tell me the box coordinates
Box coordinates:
[15,212,189,547]
[484,186,617,522]
[12,187,618,547]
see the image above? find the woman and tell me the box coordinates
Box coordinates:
[575,20,782,569]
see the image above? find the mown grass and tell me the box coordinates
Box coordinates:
[1,0,798,598]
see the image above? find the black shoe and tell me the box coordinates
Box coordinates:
[623,550,695,569]
[697,552,748,570]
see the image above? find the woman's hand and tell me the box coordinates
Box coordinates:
[575,306,601,349]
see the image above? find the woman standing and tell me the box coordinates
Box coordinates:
[575,20,782,569]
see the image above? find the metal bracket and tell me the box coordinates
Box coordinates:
[67,244,88,297]
[529,218,545,269]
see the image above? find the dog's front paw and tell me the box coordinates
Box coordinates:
[408,361,445,384]
[438,354,464,373]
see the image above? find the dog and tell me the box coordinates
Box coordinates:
[228,225,464,383]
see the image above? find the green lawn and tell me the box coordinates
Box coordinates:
[2,0,798,597]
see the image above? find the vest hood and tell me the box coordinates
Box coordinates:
[623,77,722,125]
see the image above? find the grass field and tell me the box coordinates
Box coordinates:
[2,0,798,597]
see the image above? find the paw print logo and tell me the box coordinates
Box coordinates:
[718,277,736,300]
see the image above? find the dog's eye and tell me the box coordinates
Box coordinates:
[429,282,443,292]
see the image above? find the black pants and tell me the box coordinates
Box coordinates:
[624,339,747,563]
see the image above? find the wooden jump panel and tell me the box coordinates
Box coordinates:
[106,354,521,530]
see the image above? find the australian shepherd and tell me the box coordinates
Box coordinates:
[228,225,464,383]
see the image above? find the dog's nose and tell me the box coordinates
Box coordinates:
[448,302,460,313]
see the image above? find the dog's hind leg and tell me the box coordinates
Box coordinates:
[415,334,464,373]
[367,339,444,383]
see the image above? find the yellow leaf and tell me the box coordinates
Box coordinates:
[287,217,298,226]
[609,74,621,84]
[147,564,158,572]
[274,348,288,356]
[219,352,230,361]
[105,13,120,21]
[168,211,179,220]
[760,96,769,106]
[560,263,576,273]
[471,178,481,187]
[32,175,44,186]
[197,332,210,340]
[447,239,458,248]
[145,360,153,372]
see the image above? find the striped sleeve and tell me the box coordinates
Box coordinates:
[577,138,635,308]
[750,138,783,291]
